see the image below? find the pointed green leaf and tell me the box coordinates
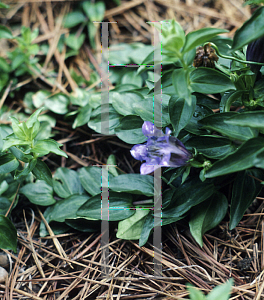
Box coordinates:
[32,139,68,158]
[189,192,228,247]
[207,279,233,300]
[53,168,84,199]
[232,6,264,50]
[225,111,264,130]
[20,180,55,206]
[0,153,19,173]
[32,159,53,186]
[116,209,150,240]
[169,95,196,136]
[182,27,228,53]
[230,169,264,230]
[205,138,264,178]
[0,215,17,252]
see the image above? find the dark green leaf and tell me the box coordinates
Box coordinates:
[65,218,100,232]
[78,166,114,196]
[232,6,264,50]
[32,159,53,186]
[0,153,19,174]
[190,68,235,94]
[169,96,196,136]
[189,192,228,247]
[182,27,228,53]
[225,111,264,130]
[162,177,215,220]
[205,137,264,178]
[139,212,154,246]
[77,192,134,221]
[172,68,192,102]
[185,136,236,159]
[199,112,258,141]
[0,215,17,252]
[65,34,85,51]
[115,115,145,144]
[20,180,55,206]
[88,104,122,134]
[14,158,37,180]
[48,195,91,222]
[0,197,12,215]
[53,168,84,199]
[109,174,154,196]
[230,169,264,229]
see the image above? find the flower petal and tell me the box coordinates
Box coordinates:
[130,144,147,160]
[140,163,160,175]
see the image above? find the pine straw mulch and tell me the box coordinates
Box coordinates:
[0,0,264,299]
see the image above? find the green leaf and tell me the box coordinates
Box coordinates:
[32,139,68,158]
[26,107,43,128]
[230,169,264,230]
[65,219,100,232]
[232,6,264,50]
[187,284,206,300]
[78,166,114,196]
[45,94,69,114]
[0,197,12,215]
[139,212,154,246]
[116,209,150,240]
[2,137,31,152]
[20,180,55,206]
[0,25,13,39]
[63,11,86,28]
[207,279,233,300]
[225,111,264,130]
[72,103,92,128]
[182,27,228,53]
[189,192,228,247]
[11,53,26,70]
[82,1,105,22]
[121,71,143,88]
[14,158,37,180]
[162,177,215,221]
[112,92,143,116]
[0,154,19,174]
[107,154,119,177]
[199,112,258,142]
[65,33,85,51]
[0,3,9,8]
[47,195,92,223]
[32,159,53,186]
[0,215,17,252]
[172,68,192,102]
[184,104,213,135]
[115,115,145,144]
[169,96,196,136]
[205,137,264,178]
[88,104,122,134]
[190,68,236,94]
[10,117,30,141]
[77,192,135,221]
[109,174,154,196]
[185,136,236,159]
[53,168,84,199]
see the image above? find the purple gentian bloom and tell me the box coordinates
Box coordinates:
[130,121,192,175]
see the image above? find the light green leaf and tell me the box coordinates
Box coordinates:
[116,209,150,239]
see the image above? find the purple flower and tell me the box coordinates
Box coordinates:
[130,121,192,175]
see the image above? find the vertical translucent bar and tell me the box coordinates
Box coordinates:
[153,22,162,276]
[101,22,109,135]
[101,166,109,277]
